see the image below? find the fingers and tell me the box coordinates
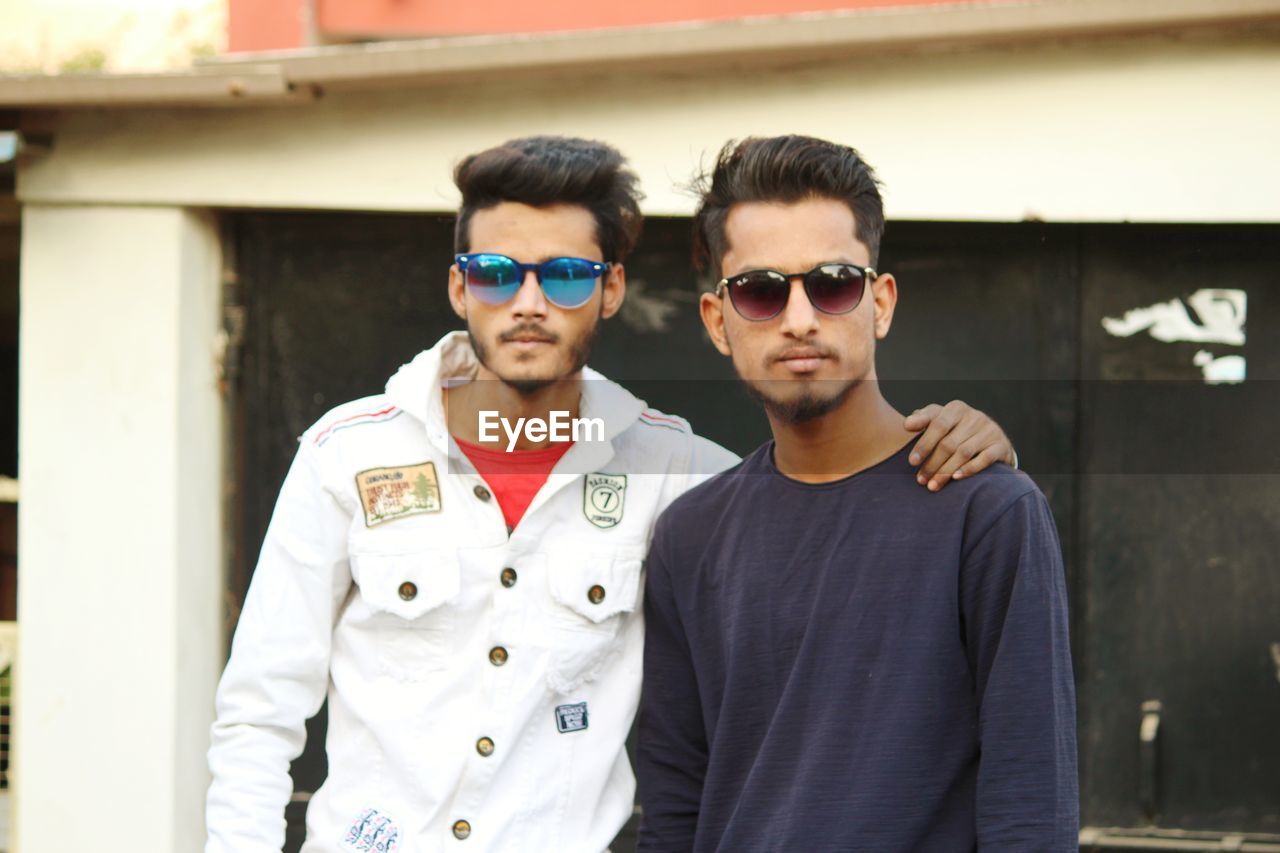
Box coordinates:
[951,444,1003,481]
[953,415,1016,475]
[908,400,1017,491]
[917,413,985,491]
[903,403,942,438]
[930,433,993,489]
[905,402,955,467]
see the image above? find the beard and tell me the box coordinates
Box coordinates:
[737,374,861,424]
[468,317,600,398]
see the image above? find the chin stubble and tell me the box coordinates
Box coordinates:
[738,375,861,424]
[467,317,600,399]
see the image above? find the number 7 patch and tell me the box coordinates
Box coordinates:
[583,473,626,529]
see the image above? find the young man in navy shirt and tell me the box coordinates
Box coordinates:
[636,136,1078,851]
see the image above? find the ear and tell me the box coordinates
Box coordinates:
[600,263,627,320]
[871,272,897,340]
[448,264,467,322]
[700,289,733,356]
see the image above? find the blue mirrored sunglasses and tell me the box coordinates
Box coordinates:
[455,253,609,310]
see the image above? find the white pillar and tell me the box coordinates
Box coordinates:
[16,205,223,852]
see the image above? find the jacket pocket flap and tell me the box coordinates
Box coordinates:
[547,551,643,624]
[351,550,461,620]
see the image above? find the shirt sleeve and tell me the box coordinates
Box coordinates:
[960,489,1079,851]
[205,439,353,852]
[636,528,708,851]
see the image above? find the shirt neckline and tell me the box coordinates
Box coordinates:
[760,435,921,490]
[453,435,576,464]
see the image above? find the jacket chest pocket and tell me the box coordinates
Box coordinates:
[543,549,644,694]
[350,550,461,682]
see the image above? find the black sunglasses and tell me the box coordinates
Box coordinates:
[716,262,876,322]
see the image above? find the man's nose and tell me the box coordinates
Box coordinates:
[508,269,548,318]
[778,276,818,337]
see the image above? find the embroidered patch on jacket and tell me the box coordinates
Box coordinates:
[355,462,442,527]
[342,807,401,852]
[583,473,626,529]
[556,701,589,733]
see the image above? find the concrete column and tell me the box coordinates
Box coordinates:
[16,205,223,852]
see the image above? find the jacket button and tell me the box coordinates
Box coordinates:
[489,646,508,666]
[452,819,471,840]
[587,584,606,605]
[398,581,417,601]
[473,484,492,502]
[476,736,495,757]
[500,567,517,588]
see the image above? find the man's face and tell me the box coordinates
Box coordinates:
[699,197,897,423]
[449,202,626,394]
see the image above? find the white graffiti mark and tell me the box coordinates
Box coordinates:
[1102,288,1247,346]
[1193,351,1246,384]
[618,278,686,334]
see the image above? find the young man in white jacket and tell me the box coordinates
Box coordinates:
[206,136,1014,852]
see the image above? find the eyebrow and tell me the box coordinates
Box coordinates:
[724,257,862,276]
[522,251,605,264]
[468,251,604,264]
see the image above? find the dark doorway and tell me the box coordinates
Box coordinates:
[228,211,1280,850]
[0,135,19,812]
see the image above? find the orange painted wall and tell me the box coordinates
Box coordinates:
[319,0,971,38]
[230,0,984,51]
[228,0,307,53]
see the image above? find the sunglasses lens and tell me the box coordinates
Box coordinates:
[540,258,600,309]
[464,254,521,304]
[730,271,790,320]
[806,264,866,315]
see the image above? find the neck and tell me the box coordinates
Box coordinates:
[445,364,582,451]
[768,369,913,484]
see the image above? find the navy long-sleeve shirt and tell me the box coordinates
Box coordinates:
[636,440,1078,852]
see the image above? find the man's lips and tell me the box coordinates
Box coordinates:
[774,347,832,374]
[505,338,554,354]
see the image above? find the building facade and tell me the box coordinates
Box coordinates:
[2,1,1279,850]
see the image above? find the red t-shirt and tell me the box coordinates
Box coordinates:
[454,436,574,530]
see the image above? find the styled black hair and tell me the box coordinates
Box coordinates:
[691,135,885,277]
[453,136,644,263]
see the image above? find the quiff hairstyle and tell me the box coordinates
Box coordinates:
[691,135,885,277]
[453,136,644,264]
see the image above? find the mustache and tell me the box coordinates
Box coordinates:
[769,342,838,363]
[498,324,560,344]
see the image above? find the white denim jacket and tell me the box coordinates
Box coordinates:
[206,331,738,853]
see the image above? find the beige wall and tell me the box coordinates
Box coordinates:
[16,205,223,852]
[17,31,1280,222]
